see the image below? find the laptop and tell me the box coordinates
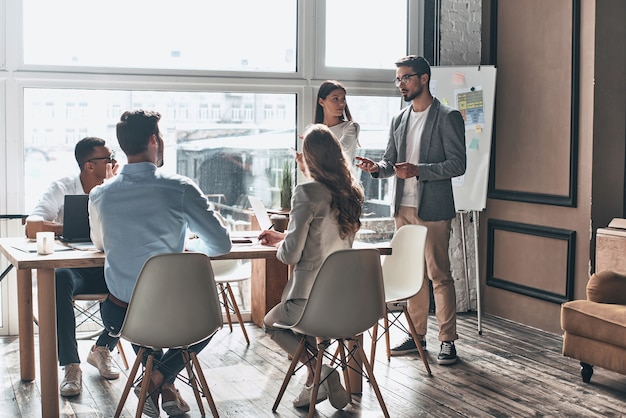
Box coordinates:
[59,194,92,243]
[229,196,273,244]
[247,196,273,231]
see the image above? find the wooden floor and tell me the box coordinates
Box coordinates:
[1,312,625,417]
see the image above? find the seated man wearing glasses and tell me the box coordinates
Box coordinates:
[25,137,121,397]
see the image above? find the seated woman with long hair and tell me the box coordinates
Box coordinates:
[259,123,364,410]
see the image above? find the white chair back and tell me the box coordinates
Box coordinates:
[211,259,251,283]
[118,252,222,349]
[290,248,385,339]
[381,224,428,302]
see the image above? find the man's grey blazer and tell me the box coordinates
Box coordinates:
[374,97,466,221]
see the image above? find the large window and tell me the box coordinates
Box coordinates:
[23,89,297,217]
[23,0,297,73]
[2,0,425,333]
[324,0,407,69]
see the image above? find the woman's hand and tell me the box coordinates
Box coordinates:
[257,229,285,247]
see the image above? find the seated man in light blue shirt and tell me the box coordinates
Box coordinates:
[89,109,231,418]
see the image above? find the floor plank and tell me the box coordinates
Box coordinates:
[1,312,625,417]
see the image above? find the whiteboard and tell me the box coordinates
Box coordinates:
[430,65,497,212]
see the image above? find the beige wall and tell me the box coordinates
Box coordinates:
[480,0,626,333]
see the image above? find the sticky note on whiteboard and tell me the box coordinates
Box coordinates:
[469,138,479,150]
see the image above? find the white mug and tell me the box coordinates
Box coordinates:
[36,231,55,255]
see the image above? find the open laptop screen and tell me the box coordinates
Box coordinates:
[248,196,273,231]
[59,194,92,243]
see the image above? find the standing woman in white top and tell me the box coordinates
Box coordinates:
[315,80,360,165]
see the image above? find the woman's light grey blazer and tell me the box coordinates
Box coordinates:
[276,181,354,301]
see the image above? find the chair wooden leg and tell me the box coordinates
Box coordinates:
[355,344,390,418]
[183,350,206,416]
[114,347,145,418]
[191,351,219,417]
[337,340,352,402]
[403,307,432,376]
[273,336,307,412]
[370,322,379,368]
[329,344,340,366]
[225,283,250,345]
[135,354,155,418]
[384,314,391,361]
[218,283,233,332]
[307,343,326,418]
[117,341,130,370]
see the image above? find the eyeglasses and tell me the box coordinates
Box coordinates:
[393,73,422,87]
[87,152,116,164]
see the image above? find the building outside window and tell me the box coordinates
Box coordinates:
[1,0,423,332]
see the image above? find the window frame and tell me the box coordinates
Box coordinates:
[313,0,425,82]
[1,0,428,335]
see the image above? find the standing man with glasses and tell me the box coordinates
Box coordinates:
[25,137,122,397]
[356,55,466,365]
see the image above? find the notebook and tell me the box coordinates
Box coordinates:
[59,194,92,243]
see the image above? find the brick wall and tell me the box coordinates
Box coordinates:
[440,0,481,312]
[440,0,482,65]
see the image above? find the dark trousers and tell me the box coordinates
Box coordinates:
[55,267,119,366]
[100,298,211,384]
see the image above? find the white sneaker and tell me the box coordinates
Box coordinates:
[161,386,191,416]
[292,382,328,408]
[321,365,349,409]
[87,345,120,380]
[60,363,82,397]
[133,384,161,418]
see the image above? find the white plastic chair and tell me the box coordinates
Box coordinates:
[113,252,222,418]
[272,248,390,418]
[212,259,251,344]
[370,224,432,375]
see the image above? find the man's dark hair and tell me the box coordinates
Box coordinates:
[116,109,161,156]
[395,55,432,78]
[74,137,106,169]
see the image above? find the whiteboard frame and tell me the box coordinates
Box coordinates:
[430,65,497,212]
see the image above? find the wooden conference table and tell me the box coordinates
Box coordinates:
[0,237,390,417]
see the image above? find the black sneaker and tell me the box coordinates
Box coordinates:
[437,341,457,365]
[390,336,427,356]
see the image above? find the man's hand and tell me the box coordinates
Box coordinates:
[25,220,63,239]
[355,156,379,174]
[393,162,420,179]
[105,161,120,179]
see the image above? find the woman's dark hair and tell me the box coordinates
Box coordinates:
[314,80,353,124]
[302,124,363,239]
[116,109,161,156]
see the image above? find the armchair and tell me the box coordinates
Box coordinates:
[561,270,626,382]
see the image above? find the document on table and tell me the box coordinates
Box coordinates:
[12,241,73,253]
